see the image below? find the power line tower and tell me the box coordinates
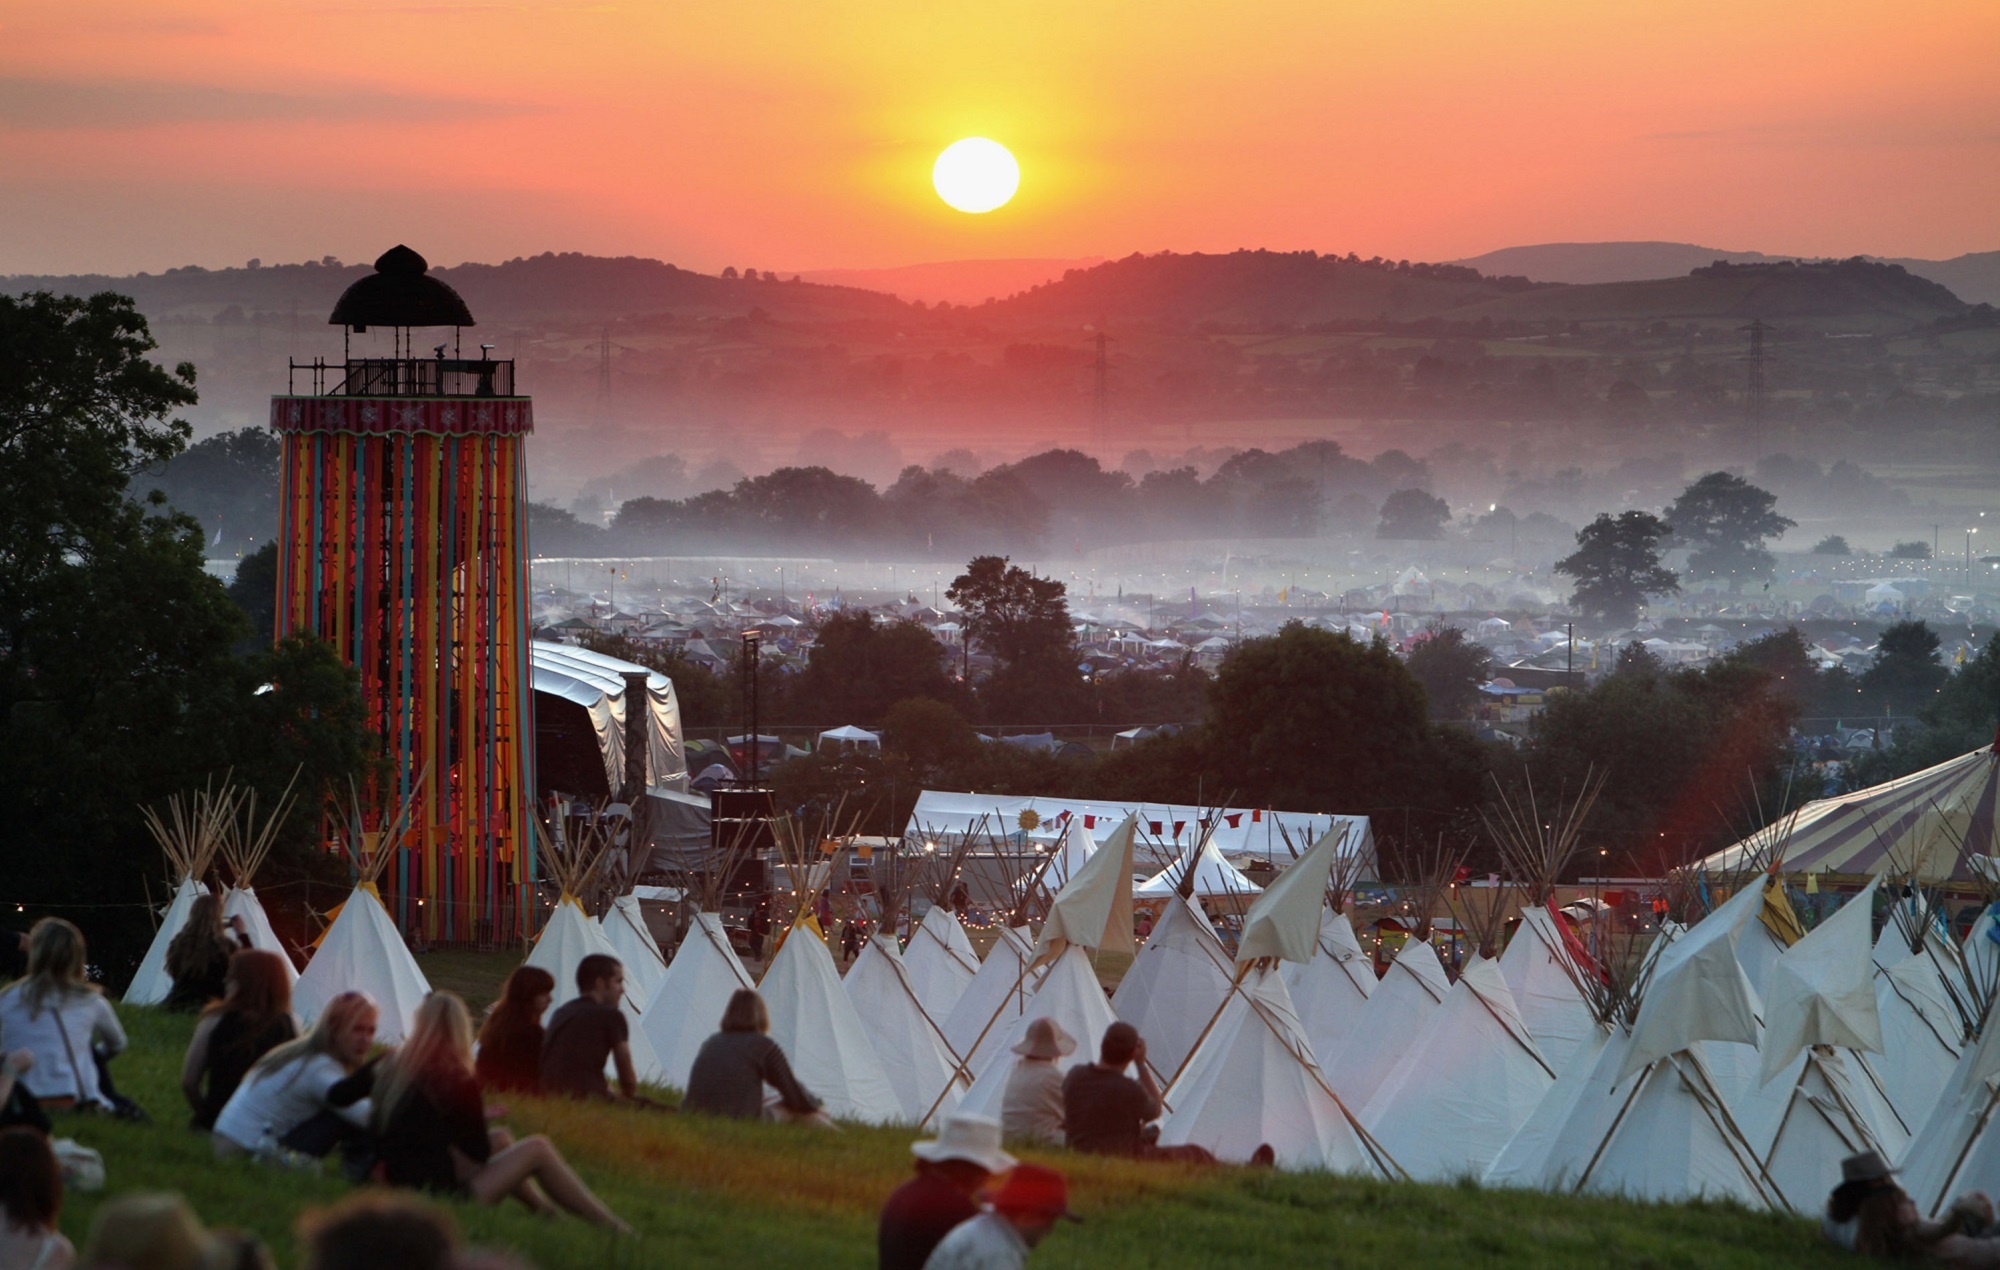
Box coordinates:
[1739,318,1768,422]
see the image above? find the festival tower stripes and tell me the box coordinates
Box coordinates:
[270,246,536,943]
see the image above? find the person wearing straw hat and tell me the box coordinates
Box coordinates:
[921,1162,1077,1270]
[999,1018,1073,1146]
[1823,1150,1995,1257]
[878,1113,1016,1270]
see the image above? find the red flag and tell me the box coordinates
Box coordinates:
[1549,899,1610,984]
[1453,865,1472,883]
[1251,808,1263,823]
[1173,820,1186,838]
[1084,814,1096,829]
[1225,813,1242,828]
[1148,820,1163,835]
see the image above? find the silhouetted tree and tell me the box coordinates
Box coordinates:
[1405,626,1492,719]
[1376,488,1451,540]
[1860,620,1949,719]
[1555,511,1680,624]
[1664,472,1794,592]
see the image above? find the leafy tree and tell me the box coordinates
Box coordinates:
[1664,472,1795,592]
[1888,540,1932,560]
[1850,637,2000,786]
[1376,488,1451,540]
[1201,624,1485,835]
[229,540,279,647]
[1860,620,1949,718]
[947,556,1085,723]
[0,292,375,980]
[1554,511,1680,624]
[881,698,981,783]
[1811,535,1852,556]
[1613,639,1666,678]
[138,426,280,551]
[1405,626,1491,719]
[788,611,964,724]
[527,502,607,556]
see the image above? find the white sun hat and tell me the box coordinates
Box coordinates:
[911,1113,1018,1174]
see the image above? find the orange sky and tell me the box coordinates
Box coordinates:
[2,0,1996,275]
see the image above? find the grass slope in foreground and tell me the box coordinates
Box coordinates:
[51,1006,1856,1269]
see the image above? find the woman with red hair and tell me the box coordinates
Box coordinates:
[181,949,297,1130]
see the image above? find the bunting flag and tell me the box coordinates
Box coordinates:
[1172,820,1186,838]
[1251,808,1263,823]
[1225,813,1242,828]
[1148,820,1164,835]
[1084,814,1096,829]
[1548,899,1611,985]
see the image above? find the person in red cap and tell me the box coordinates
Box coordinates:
[921,1162,1076,1270]
[878,1113,1015,1270]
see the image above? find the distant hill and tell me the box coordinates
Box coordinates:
[979,250,1543,327]
[1454,241,2000,306]
[1,250,916,327]
[975,250,1964,332]
[795,257,1104,306]
[1450,242,1787,284]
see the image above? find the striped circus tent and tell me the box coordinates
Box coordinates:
[1700,739,1999,883]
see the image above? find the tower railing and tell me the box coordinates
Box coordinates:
[287,356,518,398]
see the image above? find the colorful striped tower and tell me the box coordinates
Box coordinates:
[271,246,535,944]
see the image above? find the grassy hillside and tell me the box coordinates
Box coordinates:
[47,1005,1859,1269]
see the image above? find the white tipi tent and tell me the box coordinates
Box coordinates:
[842,932,970,1126]
[942,924,1042,1078]
[902,905,980,1020]
[215,777,304,987]
[128,786,234,1006]
[524,897,668,1084]
[759,923,903,1124]
[951,944,1120,1123]
[1114,893,1234,1083]
[600,894,668,1011]
[1899,999,2000,1216]
[1498,907,1597,1075]
[640,912,755,1090]
[1157,824,1400,1174]
[1362,953,1556,1181]
[1133,838,1261,901]
[1281,907,1375,1068]
[295,883,432,1045]
[1326,937,1450,1107]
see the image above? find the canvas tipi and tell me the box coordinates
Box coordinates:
[1114,892,1234,1084]
[293,783,431,1044]
[127,787,230,1005]
[217,776,302,987]
[641,911,755,1089]
[903,905,980,1020]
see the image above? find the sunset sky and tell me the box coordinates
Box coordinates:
[2,0,1996,276]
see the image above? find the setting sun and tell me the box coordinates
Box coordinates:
[932,138,1020,214]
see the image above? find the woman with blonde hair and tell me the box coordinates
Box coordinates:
[164,894,250,1013]
[212,991,377,1161]
[681,988,826,1123]
[182,950,298,1131]
[0,920,125,1110]
[372,992,628,1232]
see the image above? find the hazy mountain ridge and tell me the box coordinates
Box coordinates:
[1451,241,2000,305]
[795,257,1106,306]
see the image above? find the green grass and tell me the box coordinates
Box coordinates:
[48,1005,1862,1269]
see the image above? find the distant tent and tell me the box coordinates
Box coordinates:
[942,925,1042,1078]
[1362,954,1556,1181]
[295,883,432,1045]
[126,879,209,1007]
[1158,967,1397,1175]
[1114,894,1235,1083]
[128,786,233,1006]
[902,906,979,1020]
[1327,938,1450,1108]
[599,894,668,1013]
[950,945,1120,1123]
[638,912,754,1090]
[817,725,881,749]
[1281,908,1376,1070]
[1497,907,1597,1076]
[842,933,970,1127]
[1134,839,1262,901]
[758,923,902,1124]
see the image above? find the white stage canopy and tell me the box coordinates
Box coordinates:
[531,640,686,794]
[903,790,1375,878]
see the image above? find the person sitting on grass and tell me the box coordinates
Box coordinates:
[999,1018,1072,1147]
[182,950,298,1132]
[1061,1022,1213,1164]
[372,992,630,1233]
[165,895,252,1014]
[921,1162,1077,1270]
[298,1191,459,1270]
[1827,1150,1998,1265]
[539,955,640,1103]
[212,991,378,1162]
[879,1113,1015,1270]
[0,1126,73,1270]
[681,988,828,1124]
[0,920,126,1112]
[474,967,553,1096]
[78,1192,265,1270]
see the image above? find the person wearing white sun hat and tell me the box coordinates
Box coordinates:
[999,1018,1074,1147]
[878,1113,1017,1270]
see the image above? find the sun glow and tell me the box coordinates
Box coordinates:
[932,138,1020,214]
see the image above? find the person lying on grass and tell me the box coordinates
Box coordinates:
[474,967,553,1096]
[212,991,378,1163]
[182,950,298,1132]
[681,988,830,1126]
[372,991,630,1233]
